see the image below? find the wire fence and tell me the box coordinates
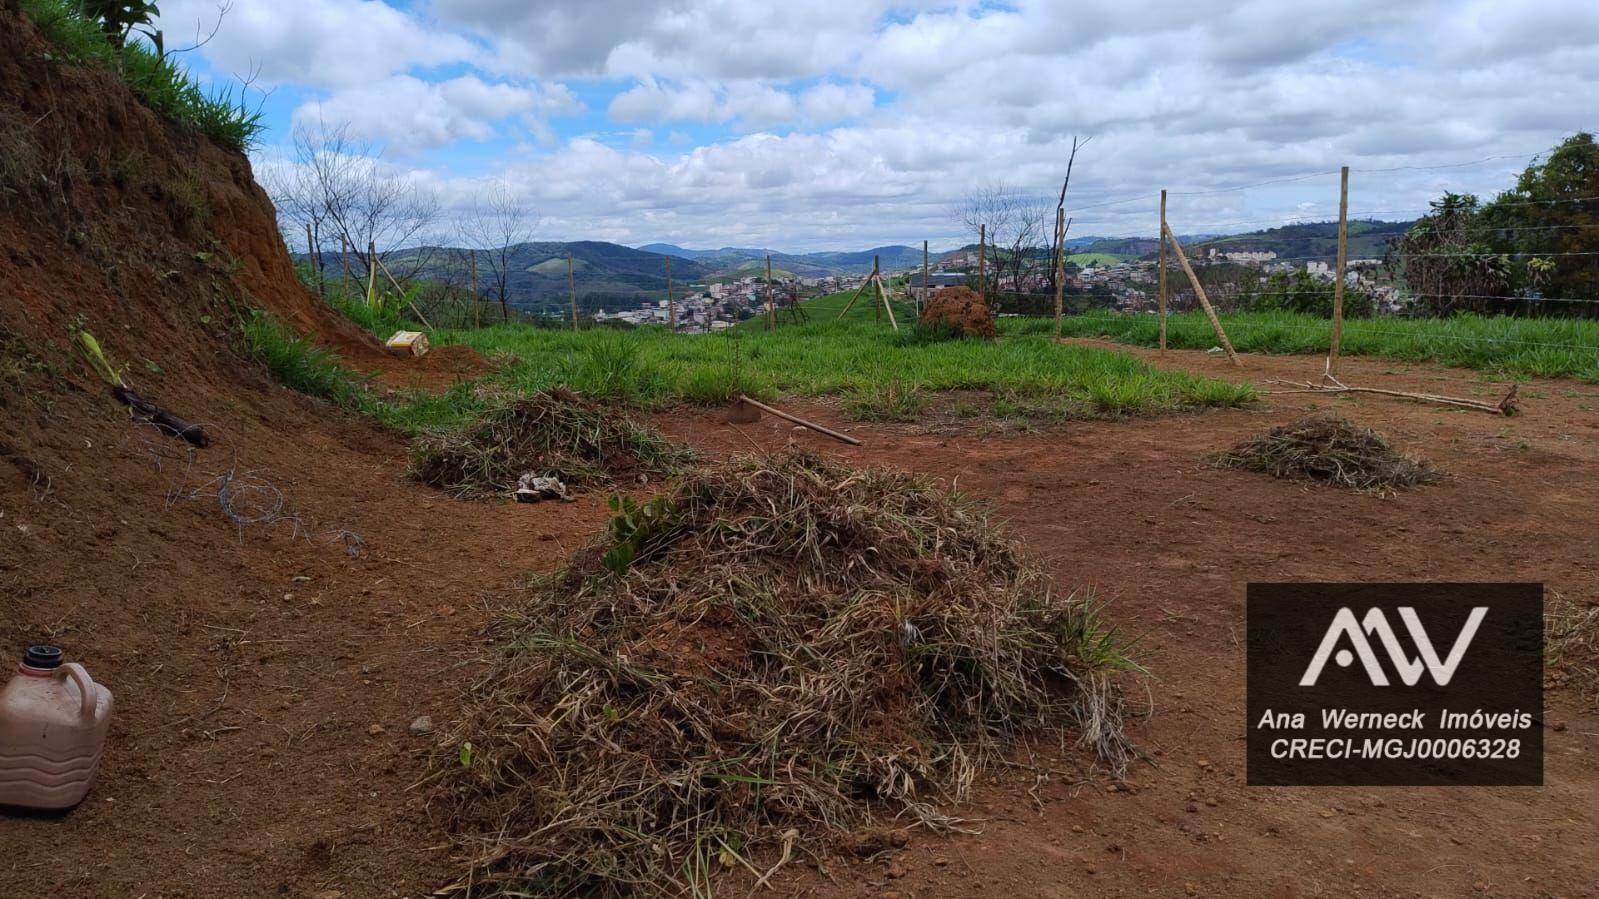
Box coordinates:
[911,150,1599,381]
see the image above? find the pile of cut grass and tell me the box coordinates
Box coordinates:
[1213,414,1441,490]
[409,387,691,497]
[1547,591,1599,708]
[435,450,1136,895]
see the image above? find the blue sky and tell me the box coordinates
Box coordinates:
[155,0,1598,252]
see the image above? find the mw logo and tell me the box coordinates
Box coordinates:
[1299,606,1489,687]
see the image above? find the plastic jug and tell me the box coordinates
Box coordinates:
[0,645,113,810]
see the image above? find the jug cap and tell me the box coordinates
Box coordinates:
[22,645,62,670]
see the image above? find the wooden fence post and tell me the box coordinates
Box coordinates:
[666,256,676,331]
[766,254,775,331]
[340,233,350,298]
[304,223,320,297]
[568,251,577,331]
[469,249,480,328]
[977,224,986,301]
[921,239,929,318]
[1162,223,1241,367]
[873,254,881,323]
[1158,190,1168,352]
[1328,165,1349,378]
[366,240,378,310]
[1053,207,1065,337]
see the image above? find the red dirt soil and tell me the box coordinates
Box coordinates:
[2,3,1596,894]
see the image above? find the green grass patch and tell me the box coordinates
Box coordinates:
[433,301,1255,420]
[1066,252,1125,266]
[21,0,263,151]
[1057,310,1599,382]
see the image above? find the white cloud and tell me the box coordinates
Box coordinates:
[157,0,475,87]
[292,75,582,152]
[608,80,875,129]
[223,0,1599,249]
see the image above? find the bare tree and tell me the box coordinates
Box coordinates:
[953,183,1056,301]
[264,121,441,286]
[459,183,536,322]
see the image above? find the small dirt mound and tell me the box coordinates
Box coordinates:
[920,286,996,339]
[435,450,1134,894]
[409,388,692,497]
[1214,414,1440,490]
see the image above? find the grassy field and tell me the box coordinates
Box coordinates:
[250,283,1255,433]
[435,314,1254,427]
[1066,252,1127,267]
[1055,310,1599,382]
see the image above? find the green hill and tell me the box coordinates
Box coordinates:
[368,241,716,315]
[1187,219,1412,261]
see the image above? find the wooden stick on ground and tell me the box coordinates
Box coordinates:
[736,395,862,445]
[1264,376,1519,416]
[1162,222,1241,367]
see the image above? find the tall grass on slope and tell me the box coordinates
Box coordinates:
[1055,311,1599,382]
[435,450,1137,896]
[20,0,264,150]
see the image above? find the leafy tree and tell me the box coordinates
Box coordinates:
[1391,133,1598,316]
[1481,131,1599,306]
[1241,270,1373,318]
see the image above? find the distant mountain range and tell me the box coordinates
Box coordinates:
[637,243,928,277]
[304,219,1416,315]
[312,241,717,315]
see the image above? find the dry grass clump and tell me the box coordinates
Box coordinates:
[409,387,692,497]
[434,450,1136,896]
[1213,413,1440,490]
[1547,591,1599,707]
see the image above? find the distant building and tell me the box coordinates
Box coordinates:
[910,272,967,289]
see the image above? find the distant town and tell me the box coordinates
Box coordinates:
[593,244,1400,330]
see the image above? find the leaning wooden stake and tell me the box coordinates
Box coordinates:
[836,258,879,320]
[1162,222,1241,367]
[875,272,899,331]
[568,251,577,331]
[1158,190,1168,352]
[1327,165,1350,380]
[736,395,862,445]
[374,254,434,329]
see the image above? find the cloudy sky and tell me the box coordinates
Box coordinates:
[155,0,1599,251]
